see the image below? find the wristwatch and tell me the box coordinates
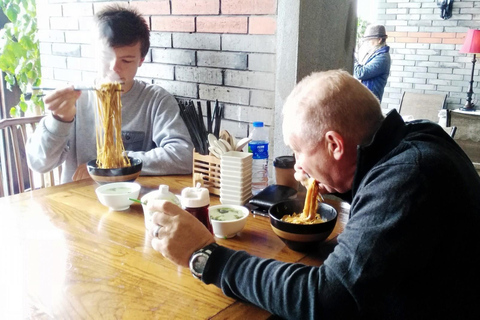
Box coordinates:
[189,243,219,280]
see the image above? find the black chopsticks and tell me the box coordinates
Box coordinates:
[178,99,224,155]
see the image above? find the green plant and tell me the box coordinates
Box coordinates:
[0,0,43,117]
[357,17,368,46]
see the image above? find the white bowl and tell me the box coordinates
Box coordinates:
[95,182,141,211]
[209,204,249,238]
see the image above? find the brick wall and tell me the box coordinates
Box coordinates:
[377,0,480,111]
[35,0,277,139]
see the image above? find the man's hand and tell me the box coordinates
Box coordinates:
[149,200,215,267]
[44,86,81,122]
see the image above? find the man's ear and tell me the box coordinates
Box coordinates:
[139,58,145,67]
[324,131,344,160]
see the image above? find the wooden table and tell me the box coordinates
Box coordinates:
[0,175,350,319]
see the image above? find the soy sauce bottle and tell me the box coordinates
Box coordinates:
[181,184,213,233]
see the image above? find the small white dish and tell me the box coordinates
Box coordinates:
[209,204,249,238]
[95,182,141,211]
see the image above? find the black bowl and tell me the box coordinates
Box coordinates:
[269,199,338,252]
[87,157,142,184]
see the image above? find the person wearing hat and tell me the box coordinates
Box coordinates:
[354,24,391,102]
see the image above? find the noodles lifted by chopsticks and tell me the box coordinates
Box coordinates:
[95,82,131,169]
[281,178,325,224]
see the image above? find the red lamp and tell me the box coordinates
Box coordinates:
[460,29,480,111]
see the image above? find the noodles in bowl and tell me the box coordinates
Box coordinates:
[87,82,142,184]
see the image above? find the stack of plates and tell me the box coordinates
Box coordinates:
[220,151,253,205]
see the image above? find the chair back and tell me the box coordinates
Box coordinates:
[399,92,447,122]
[0,116,62,197]
[447,110,480,175]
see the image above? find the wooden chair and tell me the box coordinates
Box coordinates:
[0,115,62,197]
[447,110,480,175]
[399,92,447,122]
[443,126,457,138]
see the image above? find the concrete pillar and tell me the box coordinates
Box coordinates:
[273,0,357,158]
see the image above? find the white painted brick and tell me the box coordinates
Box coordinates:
[377,14,397,20]
[151,32,172,48]
[429,44,456,50]
[81,44,93,58]
[152,49,196,66]
[391,71,414,77]
[78,17,94,31]
[40,67,54,80]
[222,34,275,53]
[389,43,406,49]
[453,69,475,76]
[51,43,81,56]
[199,84,249,105]
[387,76,403,83]
[223,105,273,127]
[407,20,432,27]
[65,31,93,44]
[37,4,62,17]
[39,43,52,55]
[53,68,82,82]
[50,17,79,30]
[197,51,247,69]
[153,79,198,98]
[394,26,419,32]
[136,63,174,80]
[390,65,404,71]
[403,77,426,84]
[405,54,429,61]
[250,90,274,108]
[413,72,437,79]
[428,79,451,86]
[409,8,434,14]
[404,66,428,72]
[67,57,96,71]
[438,74,464,81]
[248,53,275,72]
[397,14,420,20]
[175,66,222,85]
[429,56,454,62]
[391,60,416,66]
[418,26,444,32]
[385,20,408,26]
[390,82,412,89]
[38,30,65,43]
[62,3,94,16]
[390,54,405,60]
[437,85,463,93]
[173,33,220,50]
[451,80,471,87]
[428,67,453,74]
[416,61,439,67]
[41,54,67,68]
[386,8,408,14]
[81,71,96,83]
[395,48,417,55]
[224,70,275,91]
[438,62,462,68]
[412,84,436,90]
[406,43,431,49]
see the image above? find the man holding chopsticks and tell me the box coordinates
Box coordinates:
[26,5,193,183]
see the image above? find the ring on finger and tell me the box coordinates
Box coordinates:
[152,225,162,238]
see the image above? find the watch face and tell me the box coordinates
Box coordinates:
[191,252,209,279]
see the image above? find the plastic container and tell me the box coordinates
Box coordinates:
[181,184,213,233]
[248,122,269,195]
[273,155,298,191]
[141,185,181,230]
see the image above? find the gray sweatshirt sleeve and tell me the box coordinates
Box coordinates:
[123,82,193,175]
[26,114,73,174]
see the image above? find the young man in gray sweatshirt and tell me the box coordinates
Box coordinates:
[27,5,193,184]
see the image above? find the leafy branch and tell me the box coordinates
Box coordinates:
[0,0,43,117]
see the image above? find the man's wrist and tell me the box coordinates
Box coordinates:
[189,243,219,280]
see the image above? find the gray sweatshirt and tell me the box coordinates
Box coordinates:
[26,80,193,184]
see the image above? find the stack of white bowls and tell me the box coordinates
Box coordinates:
[220,151,253,205]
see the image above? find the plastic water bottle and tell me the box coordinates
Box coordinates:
[248,122,269,195]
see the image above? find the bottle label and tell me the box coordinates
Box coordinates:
[248,142,268,159]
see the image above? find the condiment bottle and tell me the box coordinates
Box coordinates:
[181,184,213,233]
[141,184,180,229]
